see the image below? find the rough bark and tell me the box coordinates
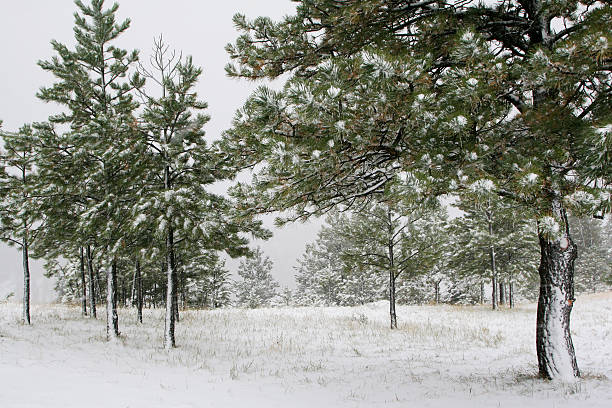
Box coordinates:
[22,235,31,325]
[86,245,97,318]
[79,247,87,316]
[499,281,505,306]
[106,259,120,340]
[536,201,580,380]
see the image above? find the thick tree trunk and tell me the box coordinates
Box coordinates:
[136,259,143,323]
[499,281,505,306]
[164,226,176,349]
[79,247,87,316]
[106,259,119,340]
[22,236,31,325]
[86,245,97,318]
[536,202,580,380]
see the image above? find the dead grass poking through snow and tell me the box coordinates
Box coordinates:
[1,292,611,407]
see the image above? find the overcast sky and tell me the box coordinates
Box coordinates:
[0,0,323,302]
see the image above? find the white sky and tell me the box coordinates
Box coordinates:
[0,0,323,302]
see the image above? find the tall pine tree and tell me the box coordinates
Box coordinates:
[36,0,145,340]
[222,0,611,380]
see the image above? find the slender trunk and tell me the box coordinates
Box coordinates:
[164,225,176,349]
[106,259,119,340]
[22,235,31,325]
[173,264,180,322]
[480,280,485,304]
[499,281,505,306]
[387,207,397,329]
[509,281,514,309]
[389,269,397,329]
[487,210,498,310]
[536,200,580,380]
[434,281,440,304]
[136,259,143,323]
[130,263,137,306]
[492,274,497,310]
[86,246,97,318]
[79,247,87,316]
[95,266,102,305]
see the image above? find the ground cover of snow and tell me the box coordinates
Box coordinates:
[1,292,611,407]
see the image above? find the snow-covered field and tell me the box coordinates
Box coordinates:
[1,293,611,408]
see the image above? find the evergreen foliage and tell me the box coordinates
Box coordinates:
[223,0,611,380]
[234,247,279,308]
[0,125,40,324]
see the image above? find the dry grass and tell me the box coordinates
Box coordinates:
[1,292,611,407]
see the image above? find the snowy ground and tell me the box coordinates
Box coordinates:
[1,293,611,408]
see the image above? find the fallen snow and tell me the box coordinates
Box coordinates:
[1,292,611,407]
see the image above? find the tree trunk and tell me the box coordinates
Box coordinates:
[173,264,180,322]
[491,274,497,310]
[499,281,505,306]
[106,259,119,340]
[164,225,176,349]
[136,259,143,323]
[389,269,397,329]
[79,247,87,316]
[509,281,514,309]
[536,201,580,380]
[387,207,397,329]
[22,235,31,325]
[487,210,498,310]
[86,245,97,318]
[434,281,440,304]
[480,280,485,304]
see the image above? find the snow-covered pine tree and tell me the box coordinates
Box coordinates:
[449,192,540,309]
[338,184,448,328]
[235,247,279,308]
[132,38,270,348]
[571,216,612,293]
[36,0,145,340]
[183,250,232,309]
[222,1,610,379]
[294,214,351,306]
[0,125,40,324]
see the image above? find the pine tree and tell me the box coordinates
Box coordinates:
[340,191,448,327]
[294,214,351,306]
[132,37,270,348]
[183,251,232,309]
[571,216,612,293]
[0,125,40,324]
[222,0,611,380]
[235,247,279,308]
[36,0,145,340]
[449,192,540,309]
